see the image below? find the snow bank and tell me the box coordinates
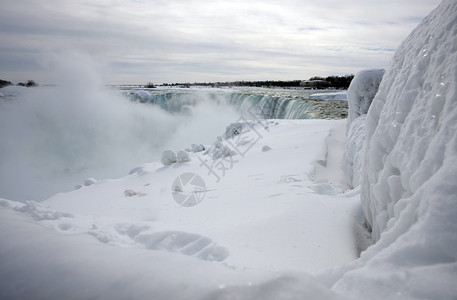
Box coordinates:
[329,1,457,298]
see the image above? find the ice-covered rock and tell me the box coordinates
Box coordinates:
[124,190,137,197]
[187,144,205,153]
[346,69,384,130]
[224,122,254,139]
[161,150,177,166]
[177,150,191,163]
[331,1,457,298]
[224,122,244,139]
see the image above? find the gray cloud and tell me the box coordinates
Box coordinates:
[0,0,442,84]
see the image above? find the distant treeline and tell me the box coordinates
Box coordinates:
[160,74,354,89]
[307,75,354,89]
[0,79,38,88]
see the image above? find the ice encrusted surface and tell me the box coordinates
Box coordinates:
[361,0,457,242]
[346,69,384,131]
[344,69,384,189]
[343,114,366,188]
[329,1,457,298]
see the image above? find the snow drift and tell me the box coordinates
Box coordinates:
[331,1,457,298]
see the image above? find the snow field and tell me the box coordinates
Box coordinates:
[40,119,359,273]
[1,118,357,299]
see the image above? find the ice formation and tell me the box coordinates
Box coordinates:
[186,144,206,153]
[83,178,97,186]
[161,150,177,166]
[361,0,457,241]
[333,1,457,298]
[344,69,384,188]
[346,69,384,130]
[177,150,191,163]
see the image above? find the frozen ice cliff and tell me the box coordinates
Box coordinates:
[332,0,457,298]
[344,69,384,188]
[346,69,385,130]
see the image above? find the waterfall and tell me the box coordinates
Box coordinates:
[122,89,315,119]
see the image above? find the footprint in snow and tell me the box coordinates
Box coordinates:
[135,231,229,262]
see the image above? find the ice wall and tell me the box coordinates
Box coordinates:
[361,0,457,242]
[344,70,384,188]
[331,1,457,298]
[346,69,384,131]
[343,115,366,188]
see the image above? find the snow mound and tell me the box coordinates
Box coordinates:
[177,150,191,163]
[14,201,73,221]
[161,150,178,166]
[83,178,97,186]
[209,141,237,160]
[346,69,384,130]
[331,1,457,298]
[186,143,206,153]
[224,122,252,139]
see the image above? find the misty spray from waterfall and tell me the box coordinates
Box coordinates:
[0,54,240,202]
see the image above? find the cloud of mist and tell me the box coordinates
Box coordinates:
[0,54,240,202]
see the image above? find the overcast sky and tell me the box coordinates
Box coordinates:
[0,0,442,84]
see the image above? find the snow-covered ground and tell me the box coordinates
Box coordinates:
[1,0,457,299]
[0,118,361,299]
